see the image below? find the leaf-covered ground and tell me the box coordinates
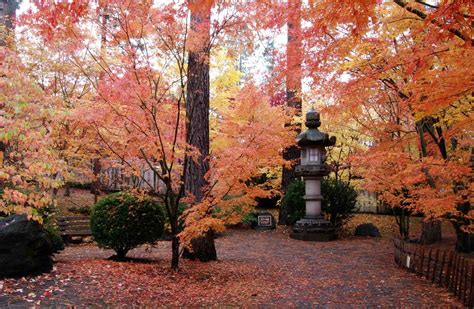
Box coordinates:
[0,227,460,307]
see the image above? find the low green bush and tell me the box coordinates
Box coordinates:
[281,179,305,225]
[242,211,258,226]
[44,224,65,253]
[90,192,165,259]
[321,178,358,230]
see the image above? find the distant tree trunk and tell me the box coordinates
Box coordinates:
[450,200,472,253]
[420,220,442,245]
[183,1,217,262]
[0,0,18,166]
[415,119,442,244]
[91,158,101,204]
[453,224,473,253]
[279,0,302,225]
[89,8,108,205]
[394,207,410,240]
[0,0,17,47]
[64,182,71,197]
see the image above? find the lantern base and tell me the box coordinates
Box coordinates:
[290,216,336,242]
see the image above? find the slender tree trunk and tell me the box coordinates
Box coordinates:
[183,1,217,262]
[64,182,71,196]
[279,0,302,225]
[91,158,101,204]
[0,0,17,47]
[89,6,108,205]
[171,235,180,271]
[416,119,442,244]
[394,207,410,240]
[0,0,18,167]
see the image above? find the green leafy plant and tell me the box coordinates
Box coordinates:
[321,178,358,231]
[281,179,305,225]
[90,192,165,259]
[44,224,65,253]
[242,211,258,225]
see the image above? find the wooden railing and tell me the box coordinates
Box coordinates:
[394,238,474,307]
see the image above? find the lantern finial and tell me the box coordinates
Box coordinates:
[305,108,321,129]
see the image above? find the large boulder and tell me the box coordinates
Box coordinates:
[0,214,53,278]
[354,223,381,237]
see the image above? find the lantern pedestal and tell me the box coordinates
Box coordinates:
[290,173,336,242]
[290,217,336,241]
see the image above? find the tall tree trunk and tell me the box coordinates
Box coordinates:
[183,1,217,262]
[0,0,17,47]
[420,220,442,245]
[279,0,302,225]
[415,119,442,244]
[89,7,108,205]
[450,200,472,253]
[0,0,18,167]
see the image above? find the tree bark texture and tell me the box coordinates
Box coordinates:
[279,0,302,225]
[183,2,217,262]
[420,219,442,245]
[0,0,17,166]
[0,0,17,47]
[185,2,211,203]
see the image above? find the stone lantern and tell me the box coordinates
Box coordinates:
[290,108,336,241]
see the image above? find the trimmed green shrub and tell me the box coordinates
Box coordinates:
[321,178,358,230]
[281,179,305,225]
[282,178,358,230]
[44,224,65,253]
[91,192,165,259]
[242,211,258,226]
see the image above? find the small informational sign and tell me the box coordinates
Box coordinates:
[258,215,272,227]
[254,212,276,230]
[406,255,411,268]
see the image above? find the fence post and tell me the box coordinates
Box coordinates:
[426,248,432,279]
[394,239,400,265]
[458,257,464,299]
[419,246,425,276]
[438,251,447,285]
[453,255,461,295]
[431,249,439,282]
[469,264,474,307]
[444,251,454,289]
[463,260,469,305]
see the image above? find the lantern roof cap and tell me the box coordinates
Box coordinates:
[297,108,336,147]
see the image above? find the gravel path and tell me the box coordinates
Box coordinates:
[1,228,459,307]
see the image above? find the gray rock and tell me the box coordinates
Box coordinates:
[0,214,53,278]
[354,223,381,237]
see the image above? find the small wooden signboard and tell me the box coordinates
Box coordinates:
[255,212,276,230]
[258,215,272,227]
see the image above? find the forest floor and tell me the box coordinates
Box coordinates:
[0,227,460,307]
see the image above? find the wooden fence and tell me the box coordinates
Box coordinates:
[394,238,474,307]
[101,167,165,193]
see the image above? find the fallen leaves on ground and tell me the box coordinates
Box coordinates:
[0,227,460,307]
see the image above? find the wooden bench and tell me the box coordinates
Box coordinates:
[57,216,92,241]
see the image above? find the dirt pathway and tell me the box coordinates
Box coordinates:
[0,228,459,307]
